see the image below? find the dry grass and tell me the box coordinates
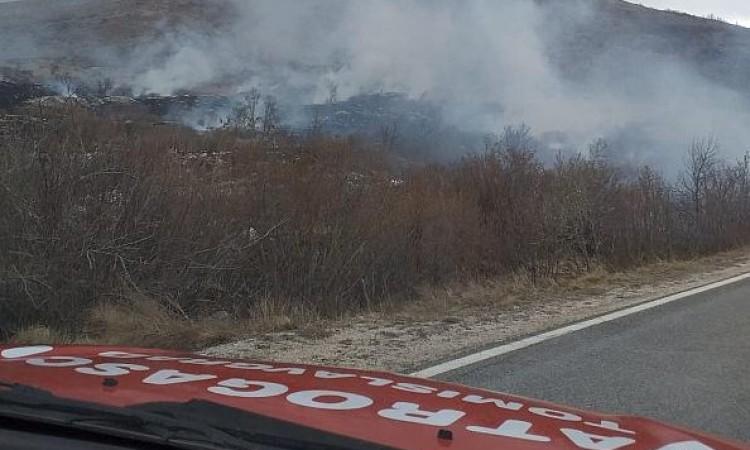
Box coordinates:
[84,296,239,350]
[81,296,329,349]
[11,325,83,346]
[246,298,322,333]
[397,246,750,324]
[13,247,748,350]
[404,276,537,320]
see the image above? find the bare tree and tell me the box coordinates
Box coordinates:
[262,95,280,134]
[588,138,610,164]
[225,89,261,132]
[96,78,114,97]
[309,108,324,136]
[499,124,535,154]
[681,137,719,234]
[326,81,338,105]
[56,72,78,97]
[737,152,750,222]
[379,121,399,152]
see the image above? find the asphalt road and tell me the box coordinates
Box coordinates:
[439,279,750,442]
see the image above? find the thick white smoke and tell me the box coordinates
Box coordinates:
[4,0,750,169]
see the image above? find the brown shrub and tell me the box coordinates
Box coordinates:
[2,109,749,346]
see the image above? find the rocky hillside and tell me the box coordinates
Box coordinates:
[540,0,750,97]
[2,0,749,93]
[0,0,233,81]
[2,0,750,162]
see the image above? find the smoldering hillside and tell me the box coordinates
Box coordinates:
[2,0,750,169]
[7,0,750,347]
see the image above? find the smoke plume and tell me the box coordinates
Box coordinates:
[5,0,750,169]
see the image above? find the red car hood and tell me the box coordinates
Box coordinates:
[0,345,745,450]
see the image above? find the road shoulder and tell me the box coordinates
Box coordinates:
[205,250,750,373]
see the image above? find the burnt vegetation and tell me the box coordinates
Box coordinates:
[2,103,750,347]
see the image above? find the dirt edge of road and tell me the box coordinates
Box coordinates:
[205,249,750,373]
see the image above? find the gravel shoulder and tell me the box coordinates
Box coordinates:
[205,250,750,374]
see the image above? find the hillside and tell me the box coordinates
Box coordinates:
[3,0,750,168]
[540,0,750,96]
[2,0,749,95]
[0,0,233,82]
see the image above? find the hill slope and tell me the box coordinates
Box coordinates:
[2,0,749,95]
[540,0,750,96]
[2,0,750,167]
[0,0,233,82]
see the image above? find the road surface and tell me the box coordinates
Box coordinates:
[439,278,750,442]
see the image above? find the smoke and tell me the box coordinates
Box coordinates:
[129,0,562,125]
[4,0,750,170]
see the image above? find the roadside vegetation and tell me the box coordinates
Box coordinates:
[2,105,750,348]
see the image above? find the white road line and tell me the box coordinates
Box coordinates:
[411,272,750,378]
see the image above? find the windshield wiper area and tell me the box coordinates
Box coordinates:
[0,382,252,449]
[134,400,398,450]
[0,383,397,450]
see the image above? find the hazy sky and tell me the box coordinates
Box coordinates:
[630,0,750,26]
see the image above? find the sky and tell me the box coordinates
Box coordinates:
[629,0,750,26]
